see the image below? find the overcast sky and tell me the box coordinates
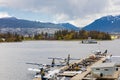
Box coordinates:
[0,0,120,27]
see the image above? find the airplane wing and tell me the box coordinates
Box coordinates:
[48,57,65,60]
[48,57,80,60]
[26,62,51,66]
[70,58,80,60]
[26,62,42,66]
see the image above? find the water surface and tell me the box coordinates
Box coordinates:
[0,40,120,80]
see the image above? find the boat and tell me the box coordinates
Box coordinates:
[81,37,97,44]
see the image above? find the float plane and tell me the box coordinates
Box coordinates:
[26,54,80,79]
[48,54,80,67]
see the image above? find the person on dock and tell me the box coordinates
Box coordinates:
[51,58,55,67]
[66,54,70,66]
[40,68,45,80]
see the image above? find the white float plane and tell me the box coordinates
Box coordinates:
[26,62,62,79]
[26,54,80,79]
[48,54,80,67]
[43,69,60,79]
[26,62,51,73]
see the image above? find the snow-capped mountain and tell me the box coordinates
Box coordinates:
[83,15,120,33]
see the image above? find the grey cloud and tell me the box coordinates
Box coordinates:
[0,0,119,27]
[112,0,120,5]
[0,0,109,16]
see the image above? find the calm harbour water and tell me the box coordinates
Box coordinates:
[0,39,120,80]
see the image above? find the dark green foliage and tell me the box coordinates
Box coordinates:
[54,30,111,40]
[33,30,111,40]
[0,33,23,42]
[0,30,111,42]
[34,34,44,40]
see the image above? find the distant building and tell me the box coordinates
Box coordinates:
[110,33,120,39]
[91,63,118,79]
[110,35,118,40]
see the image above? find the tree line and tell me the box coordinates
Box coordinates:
[0,32,23,42]
[0,30,111,42]
[33,30,111,40]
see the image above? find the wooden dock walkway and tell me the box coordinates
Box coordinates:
[60,59,83,71]
[71,56,107,80]
[33,78,41,80]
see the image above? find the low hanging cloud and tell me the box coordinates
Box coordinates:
[0,12,11,18]
[0,0,120,27]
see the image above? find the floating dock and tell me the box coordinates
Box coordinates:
[33,53,120,80]
[71,56,107,80]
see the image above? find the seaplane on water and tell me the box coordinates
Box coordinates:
[26,62,51,74]
[48,54,80,67]
[26,62,58,78]
[26,54,80,79]
[93,49,120,63]
[26,57,64,73]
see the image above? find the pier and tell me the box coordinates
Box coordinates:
[71,56,107,80]
[33,53,119,80]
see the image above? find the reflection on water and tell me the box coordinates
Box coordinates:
[0,39,120,80]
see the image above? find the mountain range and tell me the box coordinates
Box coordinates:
[82,15,120,33]
[1,15,120,35]
[0,17,79,30]
[0,17,80,35]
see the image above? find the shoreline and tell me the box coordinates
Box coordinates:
[0,39,115,43]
